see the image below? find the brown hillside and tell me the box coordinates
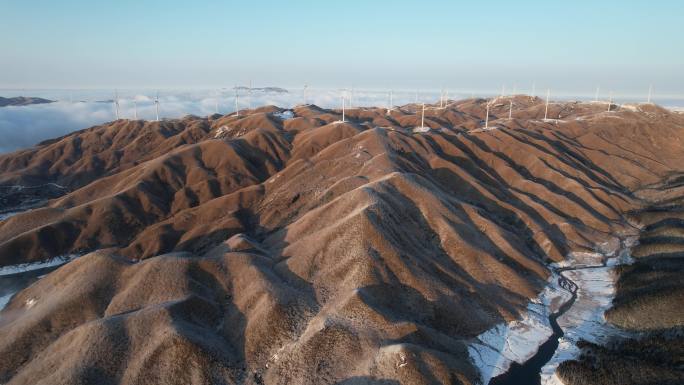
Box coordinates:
[1,98,683,385]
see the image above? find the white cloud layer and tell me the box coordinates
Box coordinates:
[1,88,682,154]
[0,88,448,154]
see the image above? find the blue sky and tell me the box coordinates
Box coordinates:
[1,0,683,93]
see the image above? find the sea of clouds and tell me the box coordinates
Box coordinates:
[0,88,451,154]
[1,88,681,154]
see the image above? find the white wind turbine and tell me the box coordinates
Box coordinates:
[485,100,490,129]
[234,85,240,117]
[607,91,613,112]
[247,80,252,110]
[154,91,160,121]
[303,84,308,105]
[544,89,551,120]
[647,84,653,103]
[340,90,347,122]
[114,90,120,120]
[134,99,138,120]
[387,90,393,114]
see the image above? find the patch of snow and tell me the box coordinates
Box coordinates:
[0,292,14,311]
[0,183,66,190]
[619,104,641,112]
[540,254,633,384]
[552,251,604,269]
[0,254,79,277]
[468,273,573,384]
[0,200,49,221]
[273,110,295,120]
[0,211,23,221]
[213,125,231,138]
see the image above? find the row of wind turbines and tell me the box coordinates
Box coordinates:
[110,84,260,121]
[107,83,658,125]
[113,90,160,121]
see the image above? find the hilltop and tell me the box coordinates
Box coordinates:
[0,96,54,107]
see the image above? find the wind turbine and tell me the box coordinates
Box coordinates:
[387,90,393,114]
[647,84,653,103]
[114,90,120,120]
[154,91,160,121]
[544,89,550,120]
[303,84,308,105]
[509,100,513,119]
[134,100,138,120]
[234,85,240,117]
[485,100,490,129]
[595,87,600,102]
[247,80,252,110]
[608,91,613,112]
[341,90,346,122]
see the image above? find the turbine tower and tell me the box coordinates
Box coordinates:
[303,84,308,105]
[134,100,138,120]
[387,90,393,114]
[420,103,425,129]
[234,85,240,117]
[154,91,160,121]
[647,84,653,103]
[509,100,513,119]
[608,91,613,112]
[341,91,346,122]
[544,89,550,120]
[595,87,600,102]
[114,90,120,120]
[247,80,252,110]
[485,101,490,129]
